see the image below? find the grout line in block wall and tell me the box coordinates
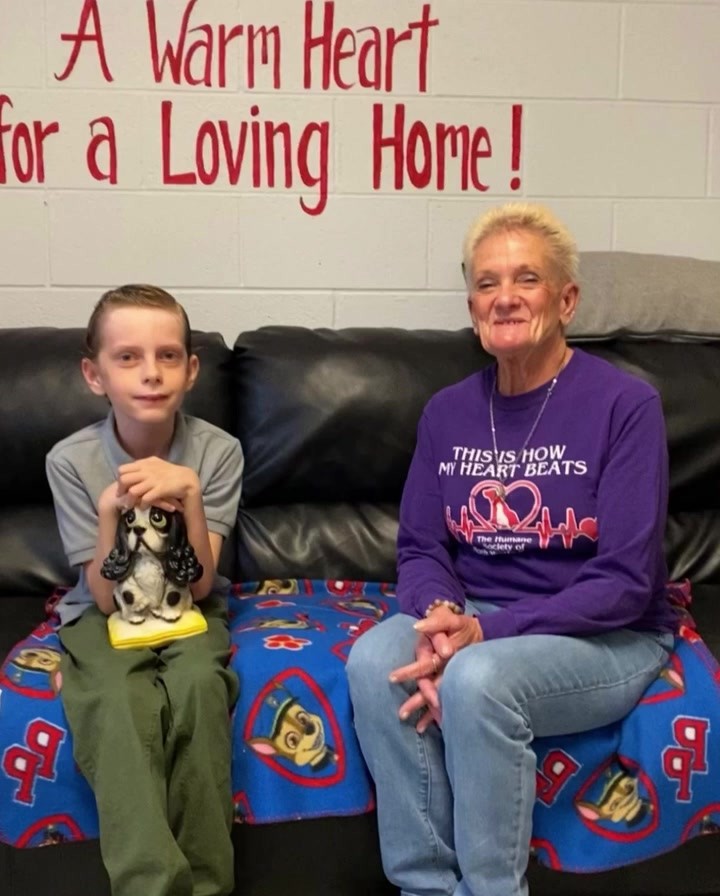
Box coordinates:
[44,189,52,288]
[41,285,465,296]
[425,201,432,288]
[20,86,719,107]
[236,196,244,288]
[30,187,718,201]
[41,0,49,89]
[616,3,626,100]
[706,109,715,196]
[610,201,619,251]
[331,95,339,194]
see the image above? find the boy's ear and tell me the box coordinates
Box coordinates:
[81,358,106,396]
[185,353,200,392]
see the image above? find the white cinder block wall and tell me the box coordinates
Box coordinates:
[1,0,718,344]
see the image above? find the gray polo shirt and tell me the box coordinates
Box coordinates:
[46,412,244,625]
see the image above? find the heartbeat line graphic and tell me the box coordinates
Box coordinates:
[447,504,598,549]
[446,505,494,542]
[531,507,598,549]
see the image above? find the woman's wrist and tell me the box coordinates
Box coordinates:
[424,598,463,618]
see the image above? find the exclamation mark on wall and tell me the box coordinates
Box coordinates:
[510,104,523,191]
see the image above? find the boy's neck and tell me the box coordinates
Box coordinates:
[114,414,177,460]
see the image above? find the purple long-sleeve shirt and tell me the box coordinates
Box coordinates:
[397,349,677,639]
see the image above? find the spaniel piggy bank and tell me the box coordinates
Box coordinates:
[101,506,203,625]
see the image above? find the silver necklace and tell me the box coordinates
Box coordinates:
[489,352,567,499]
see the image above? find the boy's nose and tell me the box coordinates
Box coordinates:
[142,359,161,382]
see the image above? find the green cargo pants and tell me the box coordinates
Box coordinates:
[58,596,239,896]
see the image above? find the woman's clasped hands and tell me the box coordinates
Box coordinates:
[389,606,484,733]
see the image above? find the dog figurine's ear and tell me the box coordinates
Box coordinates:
[101,510,134,582]
[162,511,204,587]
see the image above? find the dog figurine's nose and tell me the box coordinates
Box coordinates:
[132,526,146,536]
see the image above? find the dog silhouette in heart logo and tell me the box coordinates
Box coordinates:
[471,480,542,532]
[244,670,345,787]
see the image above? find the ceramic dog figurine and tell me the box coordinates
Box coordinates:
[101,506,203,624]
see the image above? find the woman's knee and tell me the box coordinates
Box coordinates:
[441,643,517,712]
[347,614,417,694]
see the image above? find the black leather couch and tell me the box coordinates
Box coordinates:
[1,320,719,896]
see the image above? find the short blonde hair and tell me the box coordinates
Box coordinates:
[462,203,579,287]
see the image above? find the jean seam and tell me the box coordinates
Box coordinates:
[509,720,527,891]
[417,730,439,861]
[518,642,669,709]
[418,730,458,895]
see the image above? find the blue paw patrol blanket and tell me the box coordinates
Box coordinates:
[1,580,718,872]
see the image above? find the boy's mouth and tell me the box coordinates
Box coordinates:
[135,394,169,403]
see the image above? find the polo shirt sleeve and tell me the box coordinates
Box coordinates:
[45,450,98,567]
[202,436,244,538]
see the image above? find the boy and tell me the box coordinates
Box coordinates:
[46,285,243,896]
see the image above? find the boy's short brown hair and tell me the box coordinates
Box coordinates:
[84,284,192,359]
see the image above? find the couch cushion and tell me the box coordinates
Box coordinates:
[232,327,488,506]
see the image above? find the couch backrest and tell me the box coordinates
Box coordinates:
[233,327,720,591]
[3,322,720,601]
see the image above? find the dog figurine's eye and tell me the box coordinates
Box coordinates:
[150,508,170,531]
[125,510,136,525]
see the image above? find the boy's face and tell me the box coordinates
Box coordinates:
[81,306,199,429]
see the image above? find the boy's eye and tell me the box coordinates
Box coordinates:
[118,352,135,362]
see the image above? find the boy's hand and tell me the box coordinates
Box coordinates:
[117,457,199,511]
[97,480,137,516]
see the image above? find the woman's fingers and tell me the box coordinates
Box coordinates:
[396,672,442,721]
[417,675,440,710]
[389,651,441,683]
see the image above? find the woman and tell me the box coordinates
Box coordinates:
[346,203,677,896]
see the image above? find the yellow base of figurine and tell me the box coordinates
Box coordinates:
[107,607,208,650]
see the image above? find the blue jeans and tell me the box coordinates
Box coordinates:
[346,609,673,896]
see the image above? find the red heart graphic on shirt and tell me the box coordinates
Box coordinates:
[469,479,542,532]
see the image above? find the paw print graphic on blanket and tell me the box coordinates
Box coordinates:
[228,580,396,825]
[2,578,719,873]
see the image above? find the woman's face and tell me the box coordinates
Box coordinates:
[467,229,578,362]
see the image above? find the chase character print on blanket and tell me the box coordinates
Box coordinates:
[1,580,719,871]
[247,679,339,772]
[575,761,656,835]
